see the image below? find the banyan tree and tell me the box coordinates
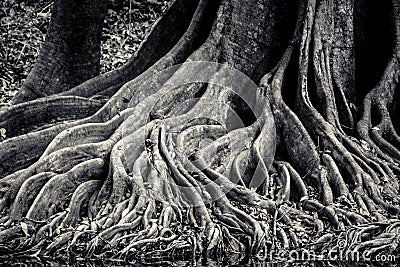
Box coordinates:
[0,0,399,263]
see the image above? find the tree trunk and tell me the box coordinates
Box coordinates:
[11,0,107,103]
[1,0,400,263]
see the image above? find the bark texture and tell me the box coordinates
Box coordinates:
[11,0,107,103]
[1,0,400,263]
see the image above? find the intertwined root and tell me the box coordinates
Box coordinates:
[1,0,400,263]
[313,221,400,260]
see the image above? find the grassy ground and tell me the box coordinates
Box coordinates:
[0,0,170,104]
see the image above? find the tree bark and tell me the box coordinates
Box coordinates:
[0,0,400,263]
[11,0,107,104]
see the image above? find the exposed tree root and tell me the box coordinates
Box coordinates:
[1,0,400,264]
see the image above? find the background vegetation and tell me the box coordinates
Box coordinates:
[0,0,169,104]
